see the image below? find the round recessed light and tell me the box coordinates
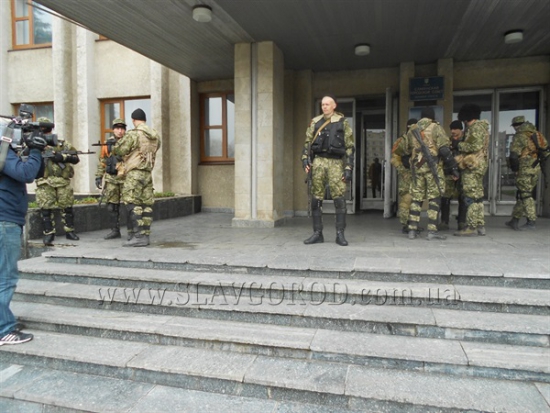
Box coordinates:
[355,44,370,56]
[193,5,212,23]
[504,30,523,44]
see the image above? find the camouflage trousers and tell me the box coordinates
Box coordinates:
[130,204,154,236]
[512,169,539,221]
[36,180,74,209]
[103,180,124,204]
[407,169,443,232]
[122,169,154,206]
[397,171,412,226]
[461,164,487,229]
[443,175,460,199]
[310,157,346,199]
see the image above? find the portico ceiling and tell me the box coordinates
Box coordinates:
[35,0,550,82]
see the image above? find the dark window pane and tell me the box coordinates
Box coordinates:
[33,5,52,44]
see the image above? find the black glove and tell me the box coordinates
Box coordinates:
[343,169,352,183]
[53,152,64,163]
[26,136,47,151]
[95,177,102,189]
[451,139,460,151]
[401,154,411,169]
[452,168,460,180]
[302,158,309,171]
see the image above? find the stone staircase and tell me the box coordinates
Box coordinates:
[1,251,549,412]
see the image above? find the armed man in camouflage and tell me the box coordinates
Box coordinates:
[301,95,355,246]
[505,115,549,231]
[113,109,161,247]
[35,118,80,245]
[397,108,458,241]
[391,118,416,234]
[454,104,490,237]
[439,120,466,231]
[95,118,127,239]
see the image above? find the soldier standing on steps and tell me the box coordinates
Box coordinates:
[506,116,549,231]
[35,118,80,245]
[301,95,355,246]
[113,109,161,247]
[95,118,127,239]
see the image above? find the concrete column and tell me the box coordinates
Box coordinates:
[399,62,415,132]
[0,0,10,114]
[437,58,454,131]
[73,27,98,194]
[232,41,285,227]
[150,61,169,193]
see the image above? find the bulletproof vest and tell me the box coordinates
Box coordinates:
[310,116,346,156]
[124,130,159,173]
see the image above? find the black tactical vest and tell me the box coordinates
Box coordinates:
[311,117,346,157]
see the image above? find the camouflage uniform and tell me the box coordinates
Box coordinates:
[95,118,126,239]
[391,134,412,230]
[35,120,80,244]
[397,118,450,238]
[301,111,355,245]
[113,122,161,245]
[455,120,490,234]
[508,120,548,228]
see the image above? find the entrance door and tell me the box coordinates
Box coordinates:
[358,89,396,217]
[454,87,544,216]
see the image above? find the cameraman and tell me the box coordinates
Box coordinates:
[0,133,46,345]
[35,118,80,245]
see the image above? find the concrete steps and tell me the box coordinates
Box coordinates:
[1,253,549,412]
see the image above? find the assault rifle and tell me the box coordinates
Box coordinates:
[305,142,313,217]
[410,127,443,194]
[43,149,95,169]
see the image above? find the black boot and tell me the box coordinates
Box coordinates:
[334,197,348,246]
[41,209,55,246]
[62,207,79,240]
[505,217,520,231]
[520,219,536,231]
[457,197,467,230]
[104,203,121,239]
[304,198,323,244]
[126,204,135,241]
[438,197,450,231]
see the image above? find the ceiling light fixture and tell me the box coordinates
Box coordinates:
[504,30,523,44]
[355,44,370,56]
[193,5,212,23]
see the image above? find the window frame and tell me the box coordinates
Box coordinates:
[99,96,150,143]
[13,102,54,121]
[200,92,234,165]
[11,0,52,50]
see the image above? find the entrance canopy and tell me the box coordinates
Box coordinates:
[35,0,550,82]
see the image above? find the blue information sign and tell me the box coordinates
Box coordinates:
[409,76,444,101]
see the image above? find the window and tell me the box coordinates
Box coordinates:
[11,0,52,49]
[14,102,54,121]
[200,92,234,164]
[99,98,151,142]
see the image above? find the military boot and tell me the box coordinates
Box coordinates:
[438,198,450,231]
[454,226,478,237]
[104,203,121,239]
[123,206,149,247]
[520,220,536,231]
[408,229,417,240]
[126,204,135,241]
[505,217,520,231]
[41,209,55,246]
[477,226,486,236]
[62,207,80,240]
[334,197,348,246]
[304,198,324,244]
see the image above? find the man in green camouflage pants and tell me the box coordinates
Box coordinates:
[396,108,458,241]
[391,118,416,233]
[95,118,127,239]
[506,116,549,230]
[454,104,490,237]
[301,95,355,246]
[113,109,161,247]
[34,118,80,245]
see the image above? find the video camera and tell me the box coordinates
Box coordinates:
[0,104,58,151]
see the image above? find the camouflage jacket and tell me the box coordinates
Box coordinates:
[510,121,549,170]
[36,139,78,183]
[456,119,490,170]
[113,123,161,174]
[95,135,124,184]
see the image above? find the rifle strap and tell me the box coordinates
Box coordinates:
[312,119,332,145]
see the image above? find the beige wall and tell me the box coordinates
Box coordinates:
[198,165,235,211]
[8,48,54,103]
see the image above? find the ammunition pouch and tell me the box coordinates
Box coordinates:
[105,155,118,175]
[509,152,520,172]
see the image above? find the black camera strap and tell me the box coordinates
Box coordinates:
[0,135,13,173]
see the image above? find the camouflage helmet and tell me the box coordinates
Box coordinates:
[112,118,127,128]
[511,115,525,126]
[37,117,52,123]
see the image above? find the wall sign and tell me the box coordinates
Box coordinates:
[409,76,444,101]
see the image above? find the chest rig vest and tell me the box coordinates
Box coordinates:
[310,115,346,158]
